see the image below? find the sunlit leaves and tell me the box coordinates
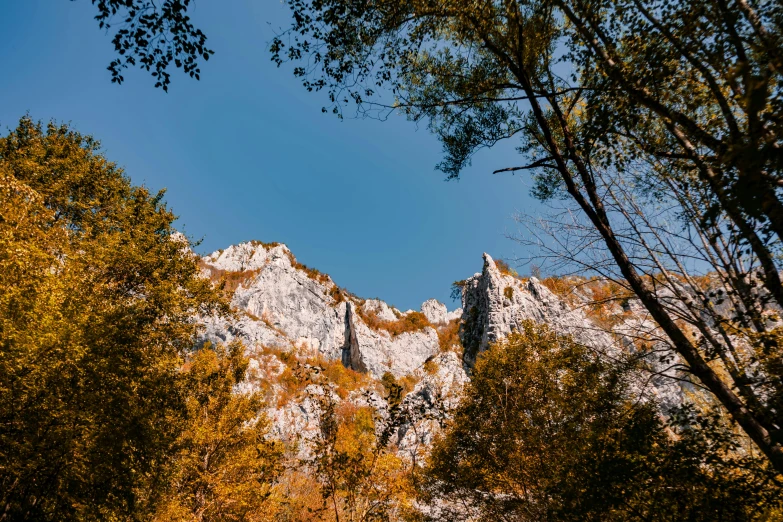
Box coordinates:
[0,117,224,520]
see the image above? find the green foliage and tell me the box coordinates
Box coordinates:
[424,322,781,521]
[0,117,224,520]
[450,280,466,302]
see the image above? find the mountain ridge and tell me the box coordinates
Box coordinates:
[196,239,687,464]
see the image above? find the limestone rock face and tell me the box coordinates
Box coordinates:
[199,241,455,379]
[345,302,440,377]
[200,242,348,361]
[196,240,691,468]
[421,298,462,325]
[197,240,468,463]
[360,299,400,322]
[457,253,686,413]
[203,241,279,272]
[459,253,615,368]
[394,351,470,459]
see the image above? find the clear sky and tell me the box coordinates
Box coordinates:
[0,1,542,311]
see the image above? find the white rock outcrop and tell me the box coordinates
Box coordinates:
[421,298,462,325]
[200,242,348,360]
[200,241,690,463]
[459,253,616,368]
[199,241,459,379]
[394,351,470,459]
[457,253,686,412]
[345,301,440,377]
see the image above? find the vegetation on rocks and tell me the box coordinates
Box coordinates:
[328,284,345,304]
[199,262,263,294]
[302,387,418,522]
[494,259,521,279]
[249,240,282,250]
[356,307,433,337]
[436,318,462,354]
[255,345,373,405]
[540,276,636,329]
[273,0,783,473]
[285,251,331,285]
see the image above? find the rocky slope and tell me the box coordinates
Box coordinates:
[199,241,459,379]
[456,253,686,412]
[197,240,687,459]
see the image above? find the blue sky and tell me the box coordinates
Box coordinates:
[0,1,542,310]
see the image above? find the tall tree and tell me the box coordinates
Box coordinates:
[297,369,417,521]
[271,0,783,472]
[0,117,225,520]
[153,341,284,522]
[424,322,780,521]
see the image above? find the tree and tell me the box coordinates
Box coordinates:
[423,322,781,521]
[76,0,214,91]
[153,341,285,522]
[271,0,783,472]
[0,117,225,520]
[295,369,417,521]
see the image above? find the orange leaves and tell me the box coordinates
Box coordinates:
[357,308,433,336]
[436,317,462,354]
[285,251,332,285]
[495,258,519,278]
[199,261,261,294]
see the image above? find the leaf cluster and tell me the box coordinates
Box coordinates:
[0,116,224,520]
[89,0,214,90]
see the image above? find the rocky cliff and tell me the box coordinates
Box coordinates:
[199,241,459,379]
[456,252,686,412]
[458,253,617,368]
[198,240,687,459]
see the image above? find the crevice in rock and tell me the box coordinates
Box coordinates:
[342,302,365,372]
